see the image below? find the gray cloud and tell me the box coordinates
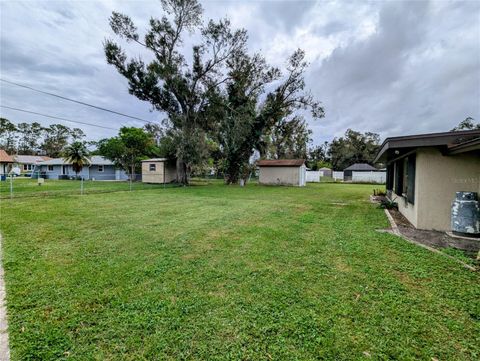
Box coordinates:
[0,0,478,145]
[257,0,315,31]
[308,0,480,140]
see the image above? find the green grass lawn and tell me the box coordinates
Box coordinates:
[0,183,479,360]
[0,177,172,198]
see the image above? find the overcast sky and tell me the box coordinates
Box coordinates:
[1,0,479,145]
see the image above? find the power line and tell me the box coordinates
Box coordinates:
[0,105,118,131]
[0,78,157,124]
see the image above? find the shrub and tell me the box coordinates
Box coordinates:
[378,197,398,210]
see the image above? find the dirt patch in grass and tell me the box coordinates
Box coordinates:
[333,258,352,273]
[388,209,479,264]
[388,209,412,227]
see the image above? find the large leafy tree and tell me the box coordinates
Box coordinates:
[212,52,276,183]
[63,141,90,177]
[16,122,44,155]
[98,127,157,179]
[70,128,86,141]
[104,0,246,184]
[451,117,479,131]
[265,115,312,160]
[41,124,72,157]
[144,123,165,146]
[0,118,18,154]
[212,49,324,184]
[307,142,330,170]
[328,129,380,170]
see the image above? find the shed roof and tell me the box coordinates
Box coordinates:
[374,129,480,163]
[14,155,51,164]
[141,158,168,162]
[37,155,113,166]
[257,159,305,167]
[344,163,377,171]
[0,149,14,163]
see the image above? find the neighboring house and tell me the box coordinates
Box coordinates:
[374,129,480,232]
[343,163,378,181]
[319,167,332,178]
[13,155,51,173]
[34,156,128,180]
[0,149,14,176]
[258,159,306,187]
[141,158,177,183]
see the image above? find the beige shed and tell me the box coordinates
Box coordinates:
[258,159,306,186]
[141,158,177,184]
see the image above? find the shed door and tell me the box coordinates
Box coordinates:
[299,166,306,186]
[62,165,68,175]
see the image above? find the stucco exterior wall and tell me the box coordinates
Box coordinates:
[393,148,480,231]
[259,166,302,186]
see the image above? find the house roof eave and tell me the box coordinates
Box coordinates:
[374,129,480,163]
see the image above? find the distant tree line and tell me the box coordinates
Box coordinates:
[0,117,85,157]
[305,129,381,171]
[3,115,476,179]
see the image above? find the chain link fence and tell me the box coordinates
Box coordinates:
[0,172,178,199]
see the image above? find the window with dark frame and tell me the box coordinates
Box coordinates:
[406,155,416,204]
[402,157,408,195]
[386,163,394,190]
[98,165,104,172]
[394,161,403,195]
[393,154,416,204]
[149,164,156,171]
[47,165,54,171]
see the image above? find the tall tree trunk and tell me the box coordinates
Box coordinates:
[176,158,188,185]
[225,164,239,185]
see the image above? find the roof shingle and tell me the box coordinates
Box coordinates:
[0,149,14,163]
[13,155,52,164]
[344,163,377,171]
[257,159,305,167]
[37,155,114,166]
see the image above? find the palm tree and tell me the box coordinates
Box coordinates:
[63,141,90,178]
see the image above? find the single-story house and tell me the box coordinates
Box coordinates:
[34,156,128,180]
[141,158,177,183]
[319,167,332,178]
[374,129,480,232]
[343,163,378,181]
[0,149,14,176]
[258,159,306,187]
[13,155,51,173]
